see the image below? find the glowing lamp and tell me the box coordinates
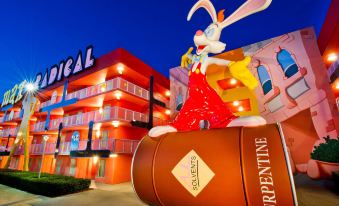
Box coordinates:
[117,64,124,74]
[100,84,106,92]
[25,83,37,93]
[114,91,122,100]
[99,107,103,114]
[165,91,171,97]
[43,135,49,141]
[17,131,22,137]
[230,78,237,85]
[96,130,101,138]
[233,101,240,106]
[335,81,339,90]
[238,106,244,112]
[112,120,120,128]
[93,156,99,164]
[165,110,171,115]
[109,153,118,158]
[327,53,338,62]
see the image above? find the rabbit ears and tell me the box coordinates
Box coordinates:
[187,0,272,29]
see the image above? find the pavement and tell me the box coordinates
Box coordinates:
[0,174,338,206]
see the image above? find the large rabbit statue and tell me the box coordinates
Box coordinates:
[149,0,272,137]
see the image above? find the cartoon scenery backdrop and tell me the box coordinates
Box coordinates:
[170,27,339,177]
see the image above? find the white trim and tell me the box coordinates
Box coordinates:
[276,122,298,206]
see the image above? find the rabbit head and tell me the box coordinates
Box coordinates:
[188,0,272,55]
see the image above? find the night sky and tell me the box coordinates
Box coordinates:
[0,0,331,97]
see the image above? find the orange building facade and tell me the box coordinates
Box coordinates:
[0,48,170,184]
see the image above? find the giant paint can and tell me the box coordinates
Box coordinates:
[132,124,297,206]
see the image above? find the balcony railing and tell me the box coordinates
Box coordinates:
[0,138,139,155]
[0,128,18,137]
[1,111,168,136]
[0,111,21,123]
[32,106,149,132]
[14,145,24,155]
[30,143,56,155]
[36,77,150,111]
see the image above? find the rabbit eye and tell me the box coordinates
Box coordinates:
[204,28,215,37]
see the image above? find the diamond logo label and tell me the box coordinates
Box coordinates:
[171,150,215,197]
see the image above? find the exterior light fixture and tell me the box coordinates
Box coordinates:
[17,131,22,137]
[93,155,99,164]
[96,130,101,138]
[165,91,171,97]
[43,135,50,141]
[38,135,50,178]
[112,120,120,128]
[327,53,338,62]
[233,101,240,106]
[99,107,103,114]
[238,106,244,112]
[165,110,171,115]
[117,64,124,74]
[100,84,106,92]
[109,153,118,158]
[25,82,37,94]
[230,78,237,85]
[114,91,122,100]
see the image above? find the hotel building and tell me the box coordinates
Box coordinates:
[0,48,170,184]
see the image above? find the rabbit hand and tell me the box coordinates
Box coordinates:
[181,47,194,69]
[228,56,258,90]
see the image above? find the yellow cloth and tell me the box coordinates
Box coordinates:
[228,56,258,90]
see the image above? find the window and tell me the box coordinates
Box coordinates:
[55,158,62,174]
[29,157,33,171]
[101,130,109,149]
[69,158,76,176]
[277,49,299,78]
[76,111,83,125]
[175,87,184,111]
[257,65,273,95]
[11,157,20,169]
[103,105,111,120]
[97,159,106,177]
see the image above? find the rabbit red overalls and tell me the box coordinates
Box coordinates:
[170,61,237,131]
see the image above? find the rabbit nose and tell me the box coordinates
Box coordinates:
[196,30,204,36]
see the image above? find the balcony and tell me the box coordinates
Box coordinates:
[30,143,56,155]
[31,106,149,132]
[29,138,140,156]
[0,127,18,138]
[36,77,151,111]
[0,111,21,123]
[1,138,139,156]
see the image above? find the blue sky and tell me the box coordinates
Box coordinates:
[0,0,331,96]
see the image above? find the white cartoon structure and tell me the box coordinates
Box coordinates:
[149,0,272,137]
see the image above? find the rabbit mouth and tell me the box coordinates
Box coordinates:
[196,45,207,55]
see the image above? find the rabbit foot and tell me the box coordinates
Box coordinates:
[227,116,267,127]
[148,125,177,137]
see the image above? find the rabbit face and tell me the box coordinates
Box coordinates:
[188,0,272,55]
[194,23,225,55]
